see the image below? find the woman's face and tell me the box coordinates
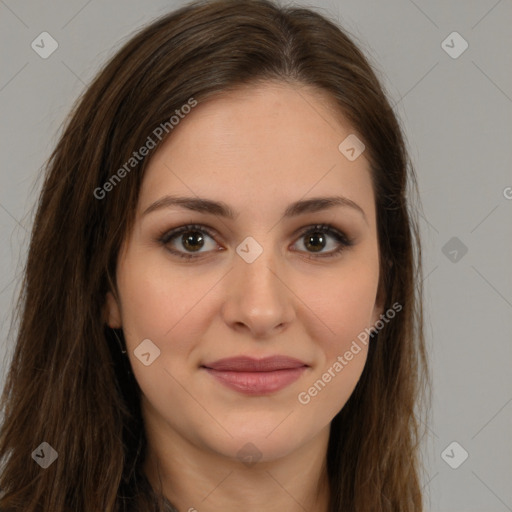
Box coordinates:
[106,82,383,464]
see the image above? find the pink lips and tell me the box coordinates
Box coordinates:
[201,356,308,395]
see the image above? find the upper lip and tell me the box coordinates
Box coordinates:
[201,356,308,372]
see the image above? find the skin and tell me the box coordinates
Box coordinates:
[106,82,384,512]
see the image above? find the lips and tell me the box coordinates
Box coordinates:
[202,355,308,372]
[201,356,309,395]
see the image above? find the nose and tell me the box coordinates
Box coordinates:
[221,246,296,339]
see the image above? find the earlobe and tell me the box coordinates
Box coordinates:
[104,291,122,328]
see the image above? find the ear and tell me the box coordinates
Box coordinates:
[104,291,122,328]
[370,292,385,329]
[370,258,393,330]
[370,273,387,329]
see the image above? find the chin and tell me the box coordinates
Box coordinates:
[201,424,314,465]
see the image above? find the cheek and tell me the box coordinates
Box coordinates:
[295,269,375,417]
[299,258,379,356]
[116,251,212,342]
[116,253,223,389]
[332,278,377,346]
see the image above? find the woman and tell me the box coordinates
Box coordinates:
[0,0,428,510]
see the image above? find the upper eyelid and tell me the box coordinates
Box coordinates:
[160,223,350,247]
[160,223,218,243]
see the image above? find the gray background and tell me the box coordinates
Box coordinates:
[1,0,511,510]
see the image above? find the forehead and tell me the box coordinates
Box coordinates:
[138,82,375,224]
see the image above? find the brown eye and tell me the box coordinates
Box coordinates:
[304,232,326,252]
[182,231,205,252]
[292,224,353,258]
[158,224,219,259]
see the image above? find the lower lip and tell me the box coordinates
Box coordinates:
[203,367,307,395]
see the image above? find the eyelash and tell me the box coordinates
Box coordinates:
[157,223,354,261]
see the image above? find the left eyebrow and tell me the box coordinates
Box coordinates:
[282,196,367,225]
[142,194,368,225]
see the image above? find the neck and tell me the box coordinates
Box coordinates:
[142,421,331,512]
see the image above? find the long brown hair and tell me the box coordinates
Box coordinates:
[0,0,429,510]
